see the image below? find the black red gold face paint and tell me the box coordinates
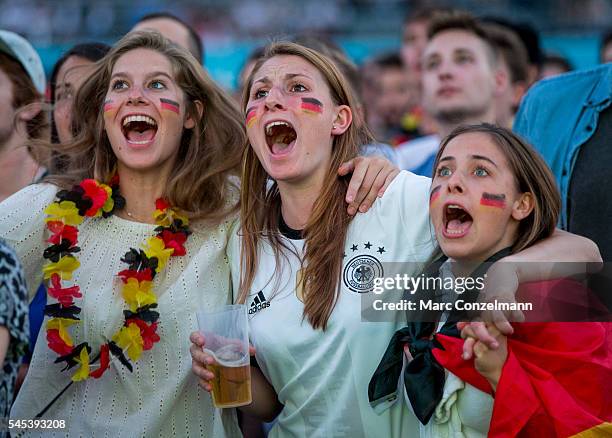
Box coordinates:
[160,98,180,114]
[430,185,441,205]
[480,192,506,208]
[300,97,323,115]
[246,106,257,128]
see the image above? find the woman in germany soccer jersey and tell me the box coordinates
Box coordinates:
[190,43,602,437]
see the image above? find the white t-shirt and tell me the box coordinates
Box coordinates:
[228,171,437,437]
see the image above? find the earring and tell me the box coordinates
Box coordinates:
[332,124,337,130]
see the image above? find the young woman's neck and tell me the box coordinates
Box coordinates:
[116,165,171,224]
[277,178,324,230]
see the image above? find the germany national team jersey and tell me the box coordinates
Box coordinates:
[228,171,436,437]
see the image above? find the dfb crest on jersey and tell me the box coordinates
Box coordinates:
[343,254,383,293]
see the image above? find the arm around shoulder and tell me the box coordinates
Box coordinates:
[505,228,602,284]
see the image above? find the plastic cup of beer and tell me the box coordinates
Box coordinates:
[196,304,252,408]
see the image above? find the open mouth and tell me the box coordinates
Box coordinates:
[264,121,297,155]
[121,114,158,145]
[443,204,473,237]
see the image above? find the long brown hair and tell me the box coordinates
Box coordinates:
[237,42,373,330]
[44,31,245,224]
[433,123,560,253]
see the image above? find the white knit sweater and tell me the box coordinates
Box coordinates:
[0,184,241,437]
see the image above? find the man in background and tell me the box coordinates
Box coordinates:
[368,52,420,145]
[395,12,505,176]
[484,23,529,128]
[0,29,46,202]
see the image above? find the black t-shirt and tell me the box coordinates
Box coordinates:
[567,106,612,261]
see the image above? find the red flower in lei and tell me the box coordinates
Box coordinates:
[42,176,191,382]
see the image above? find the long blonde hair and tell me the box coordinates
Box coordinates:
[44,31,245,224]
[237,42,373,330]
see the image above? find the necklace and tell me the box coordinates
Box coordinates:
[42,176,191,381]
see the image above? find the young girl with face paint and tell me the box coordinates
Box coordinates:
[190,44,602,438]
[0,32,394,436]
[371,124,610,437]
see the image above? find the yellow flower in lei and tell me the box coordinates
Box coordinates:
[153,201,188,228]
[43,256,80,280]
[143,236,174,272]
[44,201,84,226]
[100,184,115,216]
[113,323,144,361]
[122,278,157,312]
[72,348,90,382]
[47,317,78,346]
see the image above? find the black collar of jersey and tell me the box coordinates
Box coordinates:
[279,213,303,240]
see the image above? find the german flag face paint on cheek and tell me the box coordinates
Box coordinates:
[301,97,323,115]
[246,106,257,128]
[480,192,506,209]
[429,185,441,205]
[103,99,116,114]
[160,98,180,114]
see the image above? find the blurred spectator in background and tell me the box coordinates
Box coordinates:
[359,59,383,136]
[396,7,451,140]
[235,45,265,101]
[540,52,574,79]
[0,30,47,202]
[484,18,544,86]
[484,23,530,128]
[395,12,503,176]
[401,6,452,78]
[0,240,29,436]
[368,52,420,145]
[600,28,612,63]
[132,12,204,64]
[50,43,111,146]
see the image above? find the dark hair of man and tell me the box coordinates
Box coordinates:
[0,52,46,140]
[136,12,203,63]
[372,52,404,70]
[403,6,454,25]
[49,42,111,144]
[427,11,497,65]
[482,17,543,67]
[483,23,529,84]
[542,53,573,73]
[601,28,612,62]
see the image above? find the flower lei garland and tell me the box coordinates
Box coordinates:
[43,175,191,381]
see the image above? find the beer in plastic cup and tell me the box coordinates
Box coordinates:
[196,305,251,408]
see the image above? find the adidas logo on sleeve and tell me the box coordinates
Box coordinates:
[249,290,270,314]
